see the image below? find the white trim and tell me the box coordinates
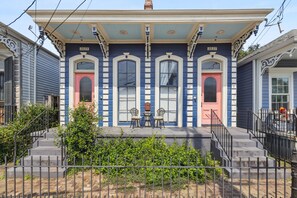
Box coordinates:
[155,55,183,127]
[197,54,228,127]
[252,60,256,113]
[257,60,263,111]
[268,68,297,110]
[69,54,99,112]
[113,55,141,127]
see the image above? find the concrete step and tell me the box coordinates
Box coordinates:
[20,156,63,166]
[37,139,56,147]
[30,147,61,156]
[45,132,58,139]
[231,157,274,167]
[233,147,266,157]
[226,167,291,179]
[233,139,257,147]
[7,167,65,178]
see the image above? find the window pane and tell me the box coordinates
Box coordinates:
[272,86,277,93]
[168,73,178,86]
[272,78,277,85]
[202,61,221,70]
[160,87,168,99]
[77,62,94,70]
[204,77,217,102]
[80,77,92,102]
[160,74,169,86]
[127,61,136,73]
[118,61,126,74]
[168,62,178,74]
[160,61,169,73]
[118,74,126,86]
[160,99,168,110]
[127,73,136,86]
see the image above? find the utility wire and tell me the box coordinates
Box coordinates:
[70,0,93,42]
[44,0,62,30]
[0,0,37,29]
[250,0,292,46]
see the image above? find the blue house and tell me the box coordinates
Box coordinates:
[0,22,60,124]
[237,29,297,128]
[27,0,272,127]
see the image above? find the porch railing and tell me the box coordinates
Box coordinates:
[210,109,233,161]
[259,108,297,137]
[247,111,297,162]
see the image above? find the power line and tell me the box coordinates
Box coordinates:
[70,0,93,42]
[250,0,292,46]
[0,0,37,29]
[44,0,62,30]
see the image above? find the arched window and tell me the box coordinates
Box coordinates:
[160,60,178,123]
[202,60,221,71]
[118,60,136,122]
[80,77,92,102]
[204,77,217,102]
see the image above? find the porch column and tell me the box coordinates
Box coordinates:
[145,56,151,105]
[231,57,237,127]
[102,57,110,126]
[187,57,194,127]
[59,57,66,125]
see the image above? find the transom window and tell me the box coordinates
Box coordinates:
[118,60,136,123]
[271,77,289,110]
[76,61,95,71]
[160,60,178,123]
[202,60,221,71]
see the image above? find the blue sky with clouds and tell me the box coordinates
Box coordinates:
[0,0,296,55]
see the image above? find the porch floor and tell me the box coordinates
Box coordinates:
[101,127,214,138]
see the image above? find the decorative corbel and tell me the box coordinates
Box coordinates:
[232,27,255,59]
[188,25,204,58]
[145,24,151,59]
[261,48,296,75]
[0,33,19,58]
[44,30,65,58]
[92,25,109,59]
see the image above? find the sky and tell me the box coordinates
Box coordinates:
[0,0,296,55]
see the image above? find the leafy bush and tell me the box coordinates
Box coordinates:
[0,104,58,164]
[59,103,99,162]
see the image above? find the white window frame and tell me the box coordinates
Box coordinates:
[155,55,183,127]
[113,55,141,126]
[69,55,99,112]
[197,54,228,127]
[269,68,297,110]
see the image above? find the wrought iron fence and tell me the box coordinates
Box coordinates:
[13,109,59,165]
[0,155,293,197]
[0,105,17,125]
[247,111,297,163]
[211,109,233,161]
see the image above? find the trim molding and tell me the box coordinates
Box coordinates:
[0,33,18,57]
[69,54,99,112]
[197,54,228,127]
[45,30,65,58]
[112,54,141,126]
[155,54,183,127]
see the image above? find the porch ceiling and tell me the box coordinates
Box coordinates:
[27,9,273,44]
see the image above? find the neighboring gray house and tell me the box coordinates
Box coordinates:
[0,22,59,124]
[237,29,297,128]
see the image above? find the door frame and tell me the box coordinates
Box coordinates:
[197,54,228,127]
[155,55,183,127]
[113,54,141,126]
[69,54,99,111]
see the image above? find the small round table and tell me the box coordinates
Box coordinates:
[143,111,153,127]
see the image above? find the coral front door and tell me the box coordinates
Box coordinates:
[201,73,222,125]
[74,73,94,107]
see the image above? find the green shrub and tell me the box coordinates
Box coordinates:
[59,102,99,162]
[0,104,58,164]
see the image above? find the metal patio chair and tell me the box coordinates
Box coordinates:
[154,108,166,128]
[130,108,141,128]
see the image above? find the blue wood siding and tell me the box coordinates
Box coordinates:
[237,61,253,128]
[262,72,269,108]
[193,43,232,127]
[294,72,297,108]
[65,44,103,124]
[36,49,60,103]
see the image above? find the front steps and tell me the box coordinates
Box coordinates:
[212,127,290,179]
[7,128,65,178]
